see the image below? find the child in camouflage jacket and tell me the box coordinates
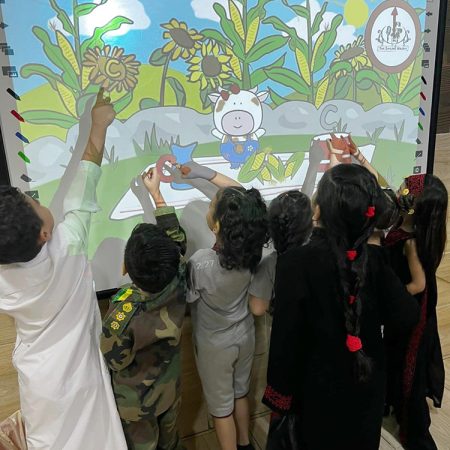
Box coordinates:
[101,168,186,450]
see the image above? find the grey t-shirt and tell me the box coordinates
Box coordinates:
[248,251,277,303]
[187,248,254,347]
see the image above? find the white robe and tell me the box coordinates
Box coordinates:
[0,161,127,450]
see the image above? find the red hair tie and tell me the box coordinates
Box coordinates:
[346,250,357,261]
[346,335,362,352]
[365,206,376,218]
[349,295,356,305]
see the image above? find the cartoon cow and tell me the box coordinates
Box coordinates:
[208,85,269,169]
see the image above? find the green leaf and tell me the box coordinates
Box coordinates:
[201,29,231,47]
[311,2,328,36]
[263,16,298,41]
[149,48,169,67]
[81,16,134,55]
[329,60,353,76]
[49,0,75,36]
[357,78,373,90]
[250,53,286,88]
[399,77,422,104]
[248,0,273,24]
[213,3,245,58]
[75,0,108,17]
[334,75,352,99]
[20,63,61,90]
[238,152,264,183]
[140,98,160,110]
[281,0,310,19]
[21,110,78,129]
[356,69,383,85]
[167,77,186,107]
[268,87,289,107]
[200,87,215,110]
[264,67,309,95]
[311,14,342,73]
[386,73,399,94]
[114,92,133,114]
[32,26,80,90]
[357,78,372,90]
[246,35,287,63]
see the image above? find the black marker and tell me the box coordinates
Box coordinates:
[6,88,21,100]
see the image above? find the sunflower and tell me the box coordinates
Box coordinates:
[83,45,140,93]
[187,41,231,90]
[161,19,203,61]
[333,36,371,77]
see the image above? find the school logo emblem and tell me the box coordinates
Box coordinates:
[365,0,421,73]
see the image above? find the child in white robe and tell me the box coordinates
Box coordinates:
[0,90,127,450]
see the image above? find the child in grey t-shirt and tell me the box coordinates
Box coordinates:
[186,179,268,450]
[249,191,313,316]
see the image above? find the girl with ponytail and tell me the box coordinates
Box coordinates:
[384,174,447,450]
[263,164,419,450]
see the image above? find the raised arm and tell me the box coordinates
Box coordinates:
[60,89,115,253]
[142,168,187,254]
[174,161,241,188]
[82,89,116,166]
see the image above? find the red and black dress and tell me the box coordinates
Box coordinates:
[263,229,419,450]
[384,228,444,450]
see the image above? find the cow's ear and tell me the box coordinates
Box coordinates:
[208,93,221,104]
[249,87,258,94]
[257,91,269,103]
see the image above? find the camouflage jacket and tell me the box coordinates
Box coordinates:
[101,207,187,422]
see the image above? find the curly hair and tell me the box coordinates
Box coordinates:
[268,190,313,254]
[125,223,181,293]
[213,187,268,273]
[0,186,43,264]
[316,164,381,383]
[398,175,448,273]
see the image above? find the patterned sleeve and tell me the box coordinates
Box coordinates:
[101,300,138,371]
[262,251,304,413]
[155,206,187,255]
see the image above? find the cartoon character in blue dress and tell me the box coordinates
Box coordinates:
[208,85,269,169]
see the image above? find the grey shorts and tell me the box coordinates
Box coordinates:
[195,328,256,417]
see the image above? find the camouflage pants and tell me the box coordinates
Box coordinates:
[122,397,183,450]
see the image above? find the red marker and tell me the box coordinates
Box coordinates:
[11,110,25,122]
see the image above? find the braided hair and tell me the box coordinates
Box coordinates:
[268,190,313,254]
[316,164,381,382]
[213,187,268,273]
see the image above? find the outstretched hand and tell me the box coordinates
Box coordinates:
[91,88,116,129]
[169,161,217,181]
[142,168,161,196]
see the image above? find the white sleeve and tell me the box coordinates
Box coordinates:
[58,161,101,256]
[186,258,201,304]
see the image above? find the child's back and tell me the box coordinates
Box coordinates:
[188,247,253,345]
[101,170,187,450]
[0,163,126,450]
[0,93,126,450]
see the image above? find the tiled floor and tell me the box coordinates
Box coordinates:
[2,136,450,449]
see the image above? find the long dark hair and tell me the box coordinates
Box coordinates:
[399,174,448,274]
[316,164,381,382]
[214,187,268,273]
[268,190,313,254]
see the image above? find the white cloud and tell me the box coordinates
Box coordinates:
[286,0,356,47]
[49,0,150,37]
[191,0,242,22]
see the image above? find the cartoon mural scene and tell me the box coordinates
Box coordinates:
[0,0,427,289]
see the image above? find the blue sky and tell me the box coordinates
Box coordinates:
[1,0,427,94]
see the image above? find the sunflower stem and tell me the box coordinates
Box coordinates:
[160,50,173,106]
[306,0,314,103]
[72,0,81,86]
[352,69,357,102]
